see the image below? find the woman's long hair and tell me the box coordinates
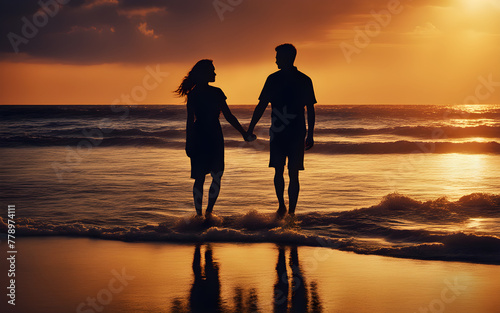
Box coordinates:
[175,59,213,97]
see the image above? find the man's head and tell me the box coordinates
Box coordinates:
[275,43,297,69]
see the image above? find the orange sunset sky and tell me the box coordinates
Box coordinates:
[0,0,499,105]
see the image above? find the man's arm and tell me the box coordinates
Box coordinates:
[247,99,269,135]
[305,102,315,150]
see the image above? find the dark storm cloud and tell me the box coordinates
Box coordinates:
[0,0,450,65]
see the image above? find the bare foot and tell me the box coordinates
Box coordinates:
[276,205,287,219]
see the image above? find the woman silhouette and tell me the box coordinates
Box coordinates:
[176,59,253,217]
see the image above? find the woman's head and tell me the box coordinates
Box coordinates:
[175,59,216,97]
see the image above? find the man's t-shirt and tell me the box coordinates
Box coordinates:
[259,67,316,141]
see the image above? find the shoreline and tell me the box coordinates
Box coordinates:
[4,230,500,266]
[2,237,499,313]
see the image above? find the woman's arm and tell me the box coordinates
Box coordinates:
[221,100,250,141]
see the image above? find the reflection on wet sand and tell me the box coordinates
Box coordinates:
[234,287,259,312]
[171,244,322,312]
[274,245,289,312]
[189,244,222,312]
[275,245,322,313]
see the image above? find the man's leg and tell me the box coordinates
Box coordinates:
[193,176,205,216]
[206,171,223,216]
[288,169,300,215]
[274,166,287,216]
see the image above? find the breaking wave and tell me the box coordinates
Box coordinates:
[2,193,499,264]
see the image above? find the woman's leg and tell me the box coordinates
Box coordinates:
[206,171,223,215]
[193,176,205,216]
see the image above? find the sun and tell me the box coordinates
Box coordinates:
[461,0,500,11]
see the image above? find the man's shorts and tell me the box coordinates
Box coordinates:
[269,135,305,171]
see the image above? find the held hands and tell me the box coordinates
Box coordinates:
[243,130,257,142]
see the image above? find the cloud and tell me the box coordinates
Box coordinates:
[118,7,165,18]
[137,22,158,39]
[413,22,441,36]
[0,0,376,64]
[82,0,119,10]
[0,0,484,65]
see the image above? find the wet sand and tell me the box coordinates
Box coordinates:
[1,237,499,313]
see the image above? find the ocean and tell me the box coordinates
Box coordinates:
[1,104,499,264]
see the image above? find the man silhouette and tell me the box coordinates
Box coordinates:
[247,43,316,217]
